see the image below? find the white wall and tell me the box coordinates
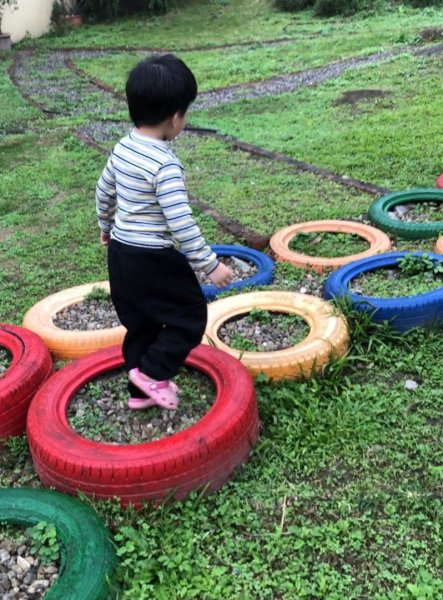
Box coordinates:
[2,0,54,43]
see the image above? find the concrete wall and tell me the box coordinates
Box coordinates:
[2,0,54,43]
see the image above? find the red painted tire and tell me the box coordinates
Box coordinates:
[27,344,259,507]
[436,174,443,189]
[0,324,52,440]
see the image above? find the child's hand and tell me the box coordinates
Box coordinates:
[208,262,234,288]
[100,232,110,246]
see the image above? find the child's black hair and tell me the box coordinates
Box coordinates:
[125,53,197,127]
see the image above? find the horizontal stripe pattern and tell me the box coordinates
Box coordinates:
[96,130,218,274]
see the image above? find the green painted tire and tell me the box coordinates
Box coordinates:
[368,189,443,240]
[0,488,116,599]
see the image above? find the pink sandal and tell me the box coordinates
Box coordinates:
[128,368,180,410]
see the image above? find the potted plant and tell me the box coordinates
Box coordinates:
[51,0,83,29]
[66,2,84,27]
[0,0,18,51]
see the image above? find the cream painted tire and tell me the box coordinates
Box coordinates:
[204,291,349,381]
[435,236,443,254]
[22,282,125,360]
[269,220,392,273]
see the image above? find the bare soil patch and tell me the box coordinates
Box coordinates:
[420,28,443,43]
[333,89,391,106]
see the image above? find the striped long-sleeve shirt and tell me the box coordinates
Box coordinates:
[96,129,218,274]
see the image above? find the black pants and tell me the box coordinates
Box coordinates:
[108,240,207,396]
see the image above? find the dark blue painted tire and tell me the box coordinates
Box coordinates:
[202,244,275,301]
[323,251,443,333]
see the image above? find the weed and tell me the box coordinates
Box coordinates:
[352,254,443,297]
[84,286,111,302]
[398,253,443,276]
[27,522,60,564]
[289,231,369,257]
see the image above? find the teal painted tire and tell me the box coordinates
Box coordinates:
[368,189,443,240]
[0,488,116,599]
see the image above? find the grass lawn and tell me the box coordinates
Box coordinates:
[16,1,443,50]
[194,52,443,190]
[2,1,443,598]
[0,60,40,134]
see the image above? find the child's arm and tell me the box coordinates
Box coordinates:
[96,154,117,244]
[155,160,233,286]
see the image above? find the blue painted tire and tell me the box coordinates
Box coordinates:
[202,245,275,301]
[323,251,443,333]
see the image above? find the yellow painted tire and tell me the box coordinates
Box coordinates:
[22,282,125,360]
[435,236,443,254]
[269,220,392,273]
[204,291,349,381]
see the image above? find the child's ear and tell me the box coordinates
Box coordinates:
[171,112,181,128]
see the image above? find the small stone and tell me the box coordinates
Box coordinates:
[16,556,31,572]
[395,205,409,218]
[299,286,307,294]
[405,379,418,391]
[44,565,58,575]
[23,571,36,585]
[0,550,10,563]
[31,578,50,589]
[231,256,251,273]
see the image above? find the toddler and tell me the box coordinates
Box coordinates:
[96,54,233,410]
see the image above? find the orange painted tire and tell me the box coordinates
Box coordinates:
[435,236,443,254]
[22,282,125,360]
[269,220,392,273]
[204,291,349,381]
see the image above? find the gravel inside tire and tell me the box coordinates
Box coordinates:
[218,311,310,352]
[0,523,59,598]
[68,366,215,444]
[387,201,443,223]
[0,347,11,377]
[53,298,120,331]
